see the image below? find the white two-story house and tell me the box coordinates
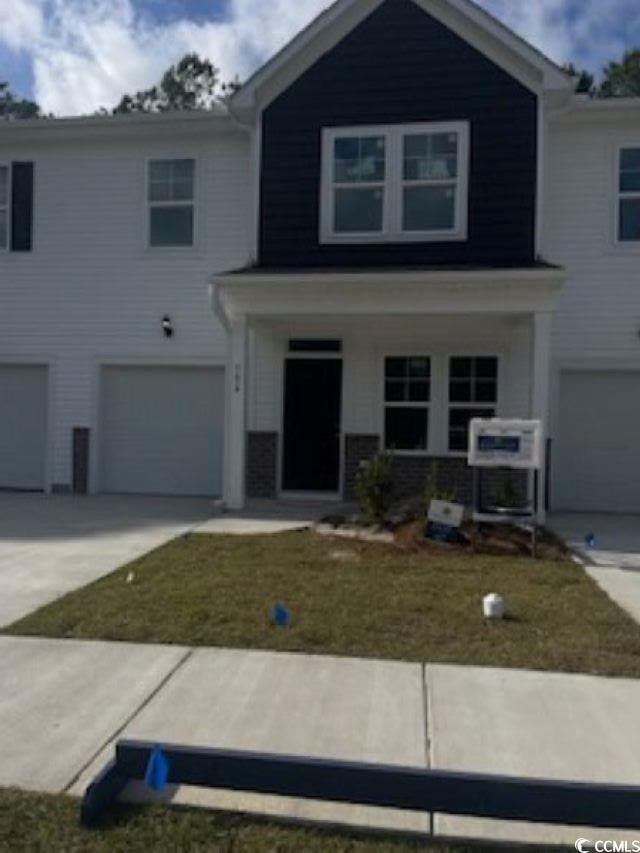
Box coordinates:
[1,0,639,515]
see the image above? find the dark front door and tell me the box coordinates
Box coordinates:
[282,358,342,492]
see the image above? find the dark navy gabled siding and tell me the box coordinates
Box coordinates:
[259,0,538,269]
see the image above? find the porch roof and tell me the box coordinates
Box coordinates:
[212,264,566,325]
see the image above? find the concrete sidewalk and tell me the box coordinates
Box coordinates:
[2,636,640,848]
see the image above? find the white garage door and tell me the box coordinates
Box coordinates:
[553,371,640,512]
[101,366,224,496]
[0,365,48,491]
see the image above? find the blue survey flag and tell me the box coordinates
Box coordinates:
[144,746,170,792]
[272,603,290,628]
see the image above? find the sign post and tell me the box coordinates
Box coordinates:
[468,419,545,557]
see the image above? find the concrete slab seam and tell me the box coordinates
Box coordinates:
[61,647,194,794]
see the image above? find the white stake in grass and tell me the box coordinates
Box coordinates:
[483,593,505,620]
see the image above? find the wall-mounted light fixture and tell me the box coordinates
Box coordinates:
[162,316,174,339]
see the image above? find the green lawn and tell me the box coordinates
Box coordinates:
[6,530,640,677]
[0,788,533,853]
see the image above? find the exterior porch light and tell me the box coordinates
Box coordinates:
[162,316,174,338]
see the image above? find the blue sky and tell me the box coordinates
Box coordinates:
[1,0,639,115]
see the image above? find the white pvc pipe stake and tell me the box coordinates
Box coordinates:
[483,593,505,620]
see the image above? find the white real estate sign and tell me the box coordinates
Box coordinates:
[468,419,544,471]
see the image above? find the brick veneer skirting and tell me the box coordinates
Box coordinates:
[246,432,278,499]
[344,434,380,500]
[346,437,528,508]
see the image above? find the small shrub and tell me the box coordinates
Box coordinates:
[422,461,458,514]
[355,450,394,525]
[493,470,523,509]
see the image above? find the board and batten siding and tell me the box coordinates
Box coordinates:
[259,0,538,269]
[0,126,252,490]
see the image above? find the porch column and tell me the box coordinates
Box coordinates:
[531,311,553,522]
[223,314,248,510]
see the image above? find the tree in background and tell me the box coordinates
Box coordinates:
[600,49,640,98]
[112,53,238,114]
[0,82,41,119]
[563,63,596,95]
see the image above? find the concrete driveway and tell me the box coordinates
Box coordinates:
[550,512,640,624]
[0,493,212,627]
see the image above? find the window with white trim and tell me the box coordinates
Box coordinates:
[148,158,195,247]
[321,122,469,243]
[618,147,640,242]
[0,165,8,250]
[384,357,430,452]
[448,357,498,452]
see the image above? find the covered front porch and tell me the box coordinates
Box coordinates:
[213,268,565,514]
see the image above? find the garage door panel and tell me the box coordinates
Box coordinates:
[0,366,47,491]
[554,371,640,512]
[101,367,223,497]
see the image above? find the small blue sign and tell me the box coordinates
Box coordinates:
[271,603,290,628]
[144,746,170,792]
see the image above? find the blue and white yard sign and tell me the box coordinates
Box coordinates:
[425,500,464,543]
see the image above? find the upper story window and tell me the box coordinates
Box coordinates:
[618,147,640,243]
[148,158,195,248]
[0,166,8,250]
[320,122,469,244]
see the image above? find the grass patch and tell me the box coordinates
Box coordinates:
[0,787,530,852]
[5,530,640,677]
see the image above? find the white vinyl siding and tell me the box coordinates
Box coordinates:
[320,122,469,244]
[543,122,640,362]
[0,125,250,488]
[0,365,48,490]
[100,366,224,496]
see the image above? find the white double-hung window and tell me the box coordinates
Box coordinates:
[321,121,469,243]
[148,158,195,248]
[617,147,640,243]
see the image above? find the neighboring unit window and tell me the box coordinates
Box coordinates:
[384,357,430,452]
[448,357,498,452]
[148,158,195,247]
[618,148,640,242]
[322,122,468,243]
[0,166,8,250]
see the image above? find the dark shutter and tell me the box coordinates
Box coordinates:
[11,162,34,252]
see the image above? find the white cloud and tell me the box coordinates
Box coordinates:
[478,0,638,73]
[0,0,331,115]
[1,0,639,116]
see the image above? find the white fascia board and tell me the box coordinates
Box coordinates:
[231,0,384,118]
[231,0,571,119]
[549,95,640,125]
[424,0,571,92]
[0,109,243,144]
[215,268,566,321]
